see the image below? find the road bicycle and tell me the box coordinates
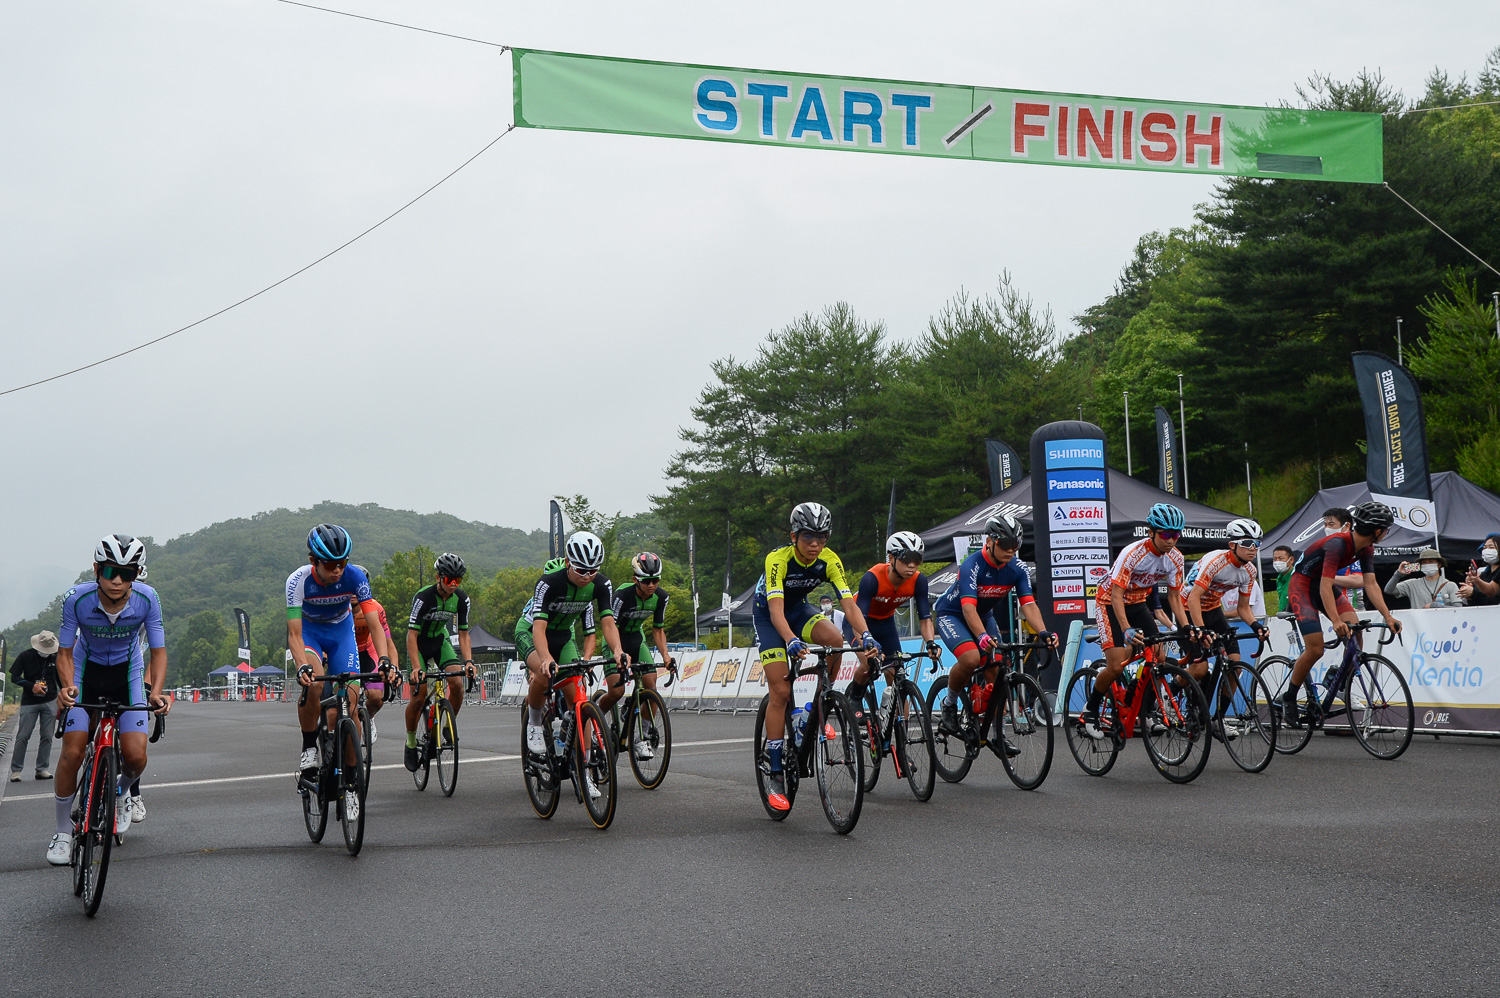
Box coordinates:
[922,639,1055,791]
[593,659,678,790]
[520,658,618,829]
[752,645,865,834]
[1189,628,1277,773]
[55,697,165,916]
[846,648,935,801]
[410,667,475,796]
[1256,617,1414,760]
[1062,628,1212,784]
[297,670,379,855]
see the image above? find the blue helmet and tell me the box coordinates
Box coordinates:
[307,523,353,561]
[1146,503,1186,531]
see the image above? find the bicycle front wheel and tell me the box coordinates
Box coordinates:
[896,680,935,802]
[997,672,1054,790]
[814,691,864,834]
[435,698,459,796]
[924,678,974,783]
[752,695,797,820]
[626,688,672,789]
[520,703,558,819]
[1256,655,1313,754]
[336,717,366,855]
[855,685,881,793]
[82,747,116,916]
[1063,667,1119,777]
[1346,654,1415,760]
[358,705,373,784]
[574,701,617,829]
[1217,662,1277,773]
[1141,664,1211,784]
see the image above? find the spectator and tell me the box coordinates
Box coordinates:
[1458,533,1500,606]
[1384,547,1462,608]
[8,631,60,781]
[1323,507,1365,611]
[818,594,847,634]
[1272,545,1297,611]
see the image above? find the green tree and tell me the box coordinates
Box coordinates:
[1410,272,1500,488]
[169,609,235,687]
[369,545,436,650]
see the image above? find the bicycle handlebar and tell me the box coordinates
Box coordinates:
[54,700,165,739]
[1323,618,1400,650]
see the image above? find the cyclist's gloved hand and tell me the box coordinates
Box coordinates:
[1123,627,1144,647]
[925,640,943,661]
[786,638,809,660]
[464,659,477,677]
[860,630,875,652]
[297,664,315,687]
[1039,630,1058,648]
[1252,623,1270,640]
[977,634,998,654]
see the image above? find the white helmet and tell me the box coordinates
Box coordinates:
[95,533,146,568]
[565,531,605,571]
[1225,518,1263,543]
[885,530,925,561]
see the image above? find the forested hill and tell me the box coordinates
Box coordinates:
[3,502,548,684]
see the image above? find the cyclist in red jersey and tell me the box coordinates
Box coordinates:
[1281,501,1401,720]
[842,531,942,707]
[350,587,398,725]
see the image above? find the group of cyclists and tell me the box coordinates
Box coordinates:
[38,493,1409,863]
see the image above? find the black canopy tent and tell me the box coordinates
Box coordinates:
[465,623,515,657]
[1262,471,1500,564]
[697,586,756,629]
[919,468,1243,560]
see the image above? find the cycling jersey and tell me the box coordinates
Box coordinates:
[755,545,853,606]
[60,582,165,668]
[285,564,377,624]
[932,548,1035,620]
[521,567,613,635]
[855,563,931,622]
[352,599,393,661]
[1188,549,1257,613]
[1293,531,1372,580]
[1097,538,1185,606]
[612,584,669,635]
[408,584,470,662]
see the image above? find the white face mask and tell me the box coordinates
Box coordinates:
[1422,563,1441,577]
[1272,560,1289,573]
[1323,525,1341,536]
[1484,548,1499,565]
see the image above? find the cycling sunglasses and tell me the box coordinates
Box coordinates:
[1233,538,1261,548]
[637,576,661,584]
[97,564,139,582]
[1155,530,1182,540]
[571,566,599,578]
[317,558,348,571]
[440,575,464,587]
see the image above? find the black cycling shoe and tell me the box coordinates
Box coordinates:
[939,698,960,734]
[404,745,420,771]
[1281,693,1302,729]
[1001,737,1022,758]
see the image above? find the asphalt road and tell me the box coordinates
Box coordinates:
[2,701,1497,997]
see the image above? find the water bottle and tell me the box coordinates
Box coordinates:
[553,721,566,756]
[791,703,811,749]
[880,686,894,711]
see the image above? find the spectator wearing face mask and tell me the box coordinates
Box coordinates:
[1384,547,1462,608]
[1458,533,1500,607]
[1272,546,1296,612]
[1322,507,1365,611]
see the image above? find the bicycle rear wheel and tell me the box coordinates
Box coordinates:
[924,678,974,783]
[435,698,459,796]
[855,685,881,793]
[1256,655,1313,754]
[413,708,432,790]
[753,695,797,819]
[1217,661,1277,773]
[521,704,559,819]
[81,747,116,915]
[1346,654,1414,760]
[997,672,1054,790]
[575,701,617,829]
[1141,665,1211,784]
[336,717,366,855]
[358,704,373,785]
[626,688,671,789]
[814,691,864,834]
[1063,667,1120,777]
[896,680,935,802]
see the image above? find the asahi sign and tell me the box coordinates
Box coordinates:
[1031,423,1112,633]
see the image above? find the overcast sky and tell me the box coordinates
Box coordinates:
[1,1,1489,625]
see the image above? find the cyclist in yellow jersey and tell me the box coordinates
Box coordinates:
[753,502,873,810]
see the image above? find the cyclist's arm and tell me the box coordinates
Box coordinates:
[581,630,597,661]
[146,646,169,709]
[598,614,625,662]
[381,623,398,670]
[405,628,421,672]
[1110,584,1131,632]
[56,644,76,705]
[1319,574,1343,620]
[653,626,670,665]
[286,615,315,672]
[457,630,472,669]
[1018,599,1047,635]
[1166,586,1188,627]
[960,599,988,641]
[360,604,388,661]
[1186,582,1207,627]
[840,595,869,639]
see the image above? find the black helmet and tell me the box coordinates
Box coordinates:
[985,513,1022,548]
[307,524,352,561]
[1351,500,1394,533]
[790,502,832,535]
[631,552,663,580]
[434,552,466,580]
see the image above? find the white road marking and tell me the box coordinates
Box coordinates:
[0,737,751,802]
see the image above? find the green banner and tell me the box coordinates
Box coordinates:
[513,49,1382,183]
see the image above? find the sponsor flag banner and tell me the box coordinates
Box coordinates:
[233,608,251,662]
[722,521,734,610]
[687,523,699,609]
[1155,406,1180,496]
[986,438,1021,495]
[548,500,564,560]
[513,49,1384,183]
[1031,423,1112,639]
[1352,351,1433,504]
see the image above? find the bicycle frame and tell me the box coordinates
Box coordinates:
[785,648,849,777]
[868,650,931,778]
[1102,633,1190,741]
[1310,622,1398,721]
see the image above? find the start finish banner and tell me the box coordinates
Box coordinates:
[512,49,1383,183]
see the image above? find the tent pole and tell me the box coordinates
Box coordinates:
[1123,391,1133,476]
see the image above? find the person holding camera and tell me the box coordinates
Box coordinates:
[1384,547,1462,608]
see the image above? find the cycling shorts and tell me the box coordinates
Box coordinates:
[842,615,903,661]
[65,660,150,736]
[1286,573,1353,636]
[303,618,360,675]
[514,620,579,669]
[1094,599,1158,652]
[620,632,657,674]
[356,649,385,691]
[753,599,827,668]
[934,613,992,659]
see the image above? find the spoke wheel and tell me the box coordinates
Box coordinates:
[575,701,617,829]
[752,695,796,820]
[626,689,672,789]
[1063,667,1120,777]
[924,677,974,783]
[81,748,116,916]
[336,717,366,855]
[588,689,622,761]
[1256,656,1313,754]
[896,681,935,802]
[855,685,881,793]
[814,691,864,834]
[1215,662,1277,773]
[520,703,558,819]
[435,698,459,796]
[1141,664,1211,784]
[413,708,432,790]
[1346,654,1415,760]
[358,705,373,785]
[997,672,1054,790]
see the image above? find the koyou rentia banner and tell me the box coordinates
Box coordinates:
[512,49,1383,183]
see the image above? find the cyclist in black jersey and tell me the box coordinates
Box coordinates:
[599,553,676,761]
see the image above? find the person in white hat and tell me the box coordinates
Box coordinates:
[1385,547,1463,608]
[8,631,61,781]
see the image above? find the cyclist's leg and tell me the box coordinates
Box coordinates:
[935,615,983,696]
[752,598,794,745]
[598,633,640,713]
[297,623,337,738]
[1187,607,1232,684]
[53,701,94,845]
[432,641,463,713]
[359,649,386,717]
[1286,575,1331,686]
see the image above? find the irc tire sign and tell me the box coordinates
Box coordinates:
[1030,422,1111,637]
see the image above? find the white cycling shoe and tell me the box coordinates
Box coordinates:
[299,747,319,773]
[130,795,146,823]
[584,775,602,800]
[47,833,73,866]
[342,790,360,821]
[526,724,547,755]
[114,791,132,835]
[633,740,655,762]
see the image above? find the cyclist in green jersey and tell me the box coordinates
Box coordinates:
[599,552,676,760]
[403,553,476,772]
[518,532,627,770]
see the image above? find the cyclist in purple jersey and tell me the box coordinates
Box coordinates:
[47,535,169,865]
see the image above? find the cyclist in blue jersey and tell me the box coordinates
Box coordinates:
[932,514,1056,736]
[47,535,170,866]
[288,524,393,782]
